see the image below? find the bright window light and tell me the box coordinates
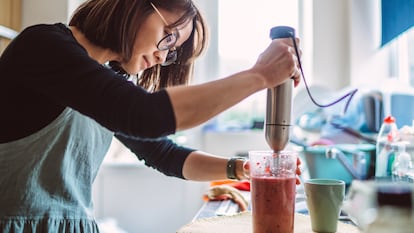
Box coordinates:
[218,0,298,63]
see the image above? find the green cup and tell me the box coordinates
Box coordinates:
[304,179,345,233]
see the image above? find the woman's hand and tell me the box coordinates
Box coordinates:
[251,38,302,89]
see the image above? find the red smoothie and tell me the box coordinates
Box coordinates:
[251,176,296,233]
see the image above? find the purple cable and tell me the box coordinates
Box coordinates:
[291,37,358,114]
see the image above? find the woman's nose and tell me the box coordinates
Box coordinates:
[154,50,168,64]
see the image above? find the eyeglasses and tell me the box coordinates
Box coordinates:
[150,2,179,66]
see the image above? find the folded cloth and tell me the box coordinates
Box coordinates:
[204,185,249,211]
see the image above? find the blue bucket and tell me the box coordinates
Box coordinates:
[302,144,376,184]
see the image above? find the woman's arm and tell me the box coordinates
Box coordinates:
[115,132,246,181]
[114,133,194,178]
[168,38,301,131]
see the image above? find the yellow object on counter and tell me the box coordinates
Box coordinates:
[177,212,360,233]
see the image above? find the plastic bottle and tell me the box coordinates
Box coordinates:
[392,142,413,182]
[375,116,399,179]
[364,185,414,233]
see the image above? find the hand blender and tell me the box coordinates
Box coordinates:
[265,26,295,152]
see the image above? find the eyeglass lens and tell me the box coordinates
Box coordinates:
[158,33,177,51]
[158,33,178,66]
[161,49,177,66]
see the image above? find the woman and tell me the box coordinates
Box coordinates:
[0,0,301,232]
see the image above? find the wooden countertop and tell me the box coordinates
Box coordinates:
[177,212,360,233]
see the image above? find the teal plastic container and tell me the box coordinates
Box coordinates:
[303,144,376,184]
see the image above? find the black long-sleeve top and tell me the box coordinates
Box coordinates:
[0,23,195,179]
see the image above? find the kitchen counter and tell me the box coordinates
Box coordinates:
[178,186,359,233]
[177,211,360,233]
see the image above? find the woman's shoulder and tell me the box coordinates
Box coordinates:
[19,23,72,41]
[22,23,69,33]
[11,23,84,59]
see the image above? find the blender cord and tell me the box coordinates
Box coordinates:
[291,37,358,114]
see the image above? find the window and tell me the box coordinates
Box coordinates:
[380,0,414,86]
[204,0,299,131]
[391,29,414,86]
[408,31,414,86]
[401,29,414,87]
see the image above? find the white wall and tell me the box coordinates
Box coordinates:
[22,0,69,27]
[304,0,389,92]
[349,0,390,88]
[21,0,84,27]
[311,0,351,90]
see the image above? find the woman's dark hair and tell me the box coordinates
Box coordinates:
[69,0,208,91]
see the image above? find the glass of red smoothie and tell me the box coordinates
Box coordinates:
[249,150,297,233]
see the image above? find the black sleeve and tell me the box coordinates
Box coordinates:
[1,24,176,139]
[114,132,195,179]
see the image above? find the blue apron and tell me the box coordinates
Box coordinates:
[0,108,113,232]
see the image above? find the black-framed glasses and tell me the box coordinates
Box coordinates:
[150,2,179,66]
